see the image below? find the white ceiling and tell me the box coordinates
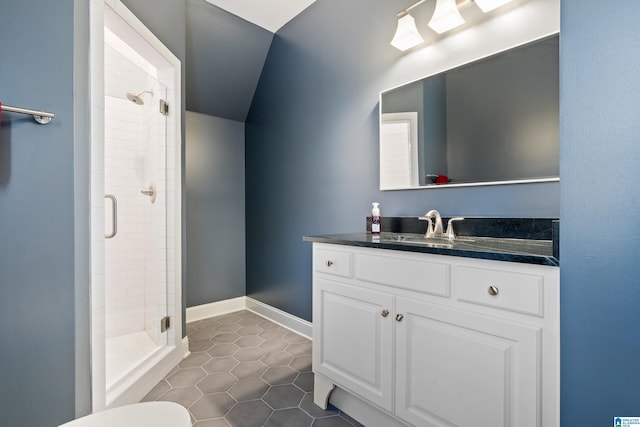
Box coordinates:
[204,0,316,33]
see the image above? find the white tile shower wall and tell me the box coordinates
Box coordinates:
[104,44,150,102]
[105,28,159,80]
[104,96,146,339]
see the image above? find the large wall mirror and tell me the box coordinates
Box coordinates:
[379,35,559,190]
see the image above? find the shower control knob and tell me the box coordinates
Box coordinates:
[140,184,156,203]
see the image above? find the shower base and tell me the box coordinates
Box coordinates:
[106,331,161,390]
[105,331,180,407]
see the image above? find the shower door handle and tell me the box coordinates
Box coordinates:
[105,194,117,239]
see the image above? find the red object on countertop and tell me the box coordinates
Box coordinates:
[435,174,449,184]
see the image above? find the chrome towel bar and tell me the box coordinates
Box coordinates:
[1,103,55,125]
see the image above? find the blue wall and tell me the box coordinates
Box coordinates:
[186,112,246,306]
[560,0,640,424]
[186,0,273,121]
[245,0,559,321]
[0,1,81,425]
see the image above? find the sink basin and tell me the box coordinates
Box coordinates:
[379,233,474,245]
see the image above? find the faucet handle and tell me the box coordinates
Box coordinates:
[445,217,465,240]
[418,216,434,238]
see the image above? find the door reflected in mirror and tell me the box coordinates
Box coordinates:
[380,35,559,190]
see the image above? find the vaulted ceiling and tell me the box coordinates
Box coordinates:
[186,0,316,122]
[204,0,316,33]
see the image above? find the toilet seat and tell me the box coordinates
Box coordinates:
[58,401,191,427]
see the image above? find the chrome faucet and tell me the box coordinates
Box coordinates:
[419,210,465,240]
[444,217,465,240]
[419,210,444,238]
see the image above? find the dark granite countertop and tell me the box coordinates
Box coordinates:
[303,232,559,267]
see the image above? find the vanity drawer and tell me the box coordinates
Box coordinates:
[314,248,353,278]
[454,265,544,317]
[355,253,450,297]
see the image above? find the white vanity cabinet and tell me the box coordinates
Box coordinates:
[312,243,559,427]
[313,278,395,411]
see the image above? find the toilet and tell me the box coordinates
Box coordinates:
[58,402,191,427]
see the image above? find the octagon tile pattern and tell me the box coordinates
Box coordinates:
[143,310,364,426]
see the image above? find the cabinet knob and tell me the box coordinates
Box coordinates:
[381,309,389,318]
[488,285,499,296]
[325,260,334,267]
[395,314,404,322]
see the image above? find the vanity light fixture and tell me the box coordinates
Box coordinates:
[427,0,465,34]
[390,0,427,51]
[390,0,515,51]
[391,13,425,51]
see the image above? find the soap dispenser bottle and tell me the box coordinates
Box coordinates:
[371,202,381,235]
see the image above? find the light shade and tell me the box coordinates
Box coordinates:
[474,0,513,12]
[428,0,465,34]
[391,14,424,51]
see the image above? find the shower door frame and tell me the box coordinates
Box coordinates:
[90,0,184,411]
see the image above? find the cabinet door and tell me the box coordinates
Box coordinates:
[395,297,541,427]
[313,278,394,411]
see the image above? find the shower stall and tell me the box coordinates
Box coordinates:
[90,0,184,410]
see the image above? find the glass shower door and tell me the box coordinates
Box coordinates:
[103,32,169,389]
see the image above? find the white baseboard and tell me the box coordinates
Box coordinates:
[186,297,312,340]
[245,297,312,340]
[178,336,190,360]
[185,296,246,323]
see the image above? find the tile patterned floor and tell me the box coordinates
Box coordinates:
[143,310,365,427]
